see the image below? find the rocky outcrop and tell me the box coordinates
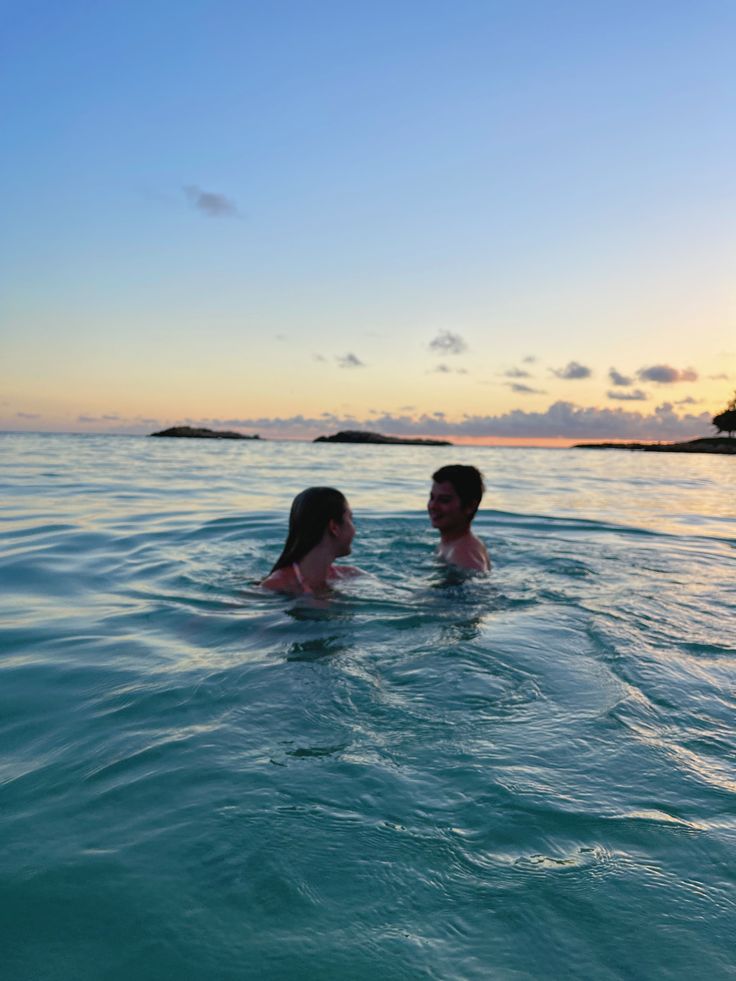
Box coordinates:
[314,430,451,446]
[150,426,260,440]
[574,437,735,455]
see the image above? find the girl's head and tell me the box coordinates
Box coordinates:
[271,487,353,571]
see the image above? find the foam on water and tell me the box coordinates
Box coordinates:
[1,433,735,979]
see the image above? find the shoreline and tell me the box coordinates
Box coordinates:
[574,437,735,455]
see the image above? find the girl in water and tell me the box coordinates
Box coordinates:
[261,487,358,595]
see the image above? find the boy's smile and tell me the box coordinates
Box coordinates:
[428,481,473,537]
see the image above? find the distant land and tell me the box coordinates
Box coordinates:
[574,437,735,455]
[314,430,452,447]
[150,426,260,440]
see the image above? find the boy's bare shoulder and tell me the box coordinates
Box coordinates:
[439,533,490,572]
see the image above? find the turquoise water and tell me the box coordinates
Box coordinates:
[1,433,735,980]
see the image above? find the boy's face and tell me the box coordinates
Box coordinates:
[428,480,474,534]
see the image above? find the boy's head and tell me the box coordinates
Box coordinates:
[431,465,485,521]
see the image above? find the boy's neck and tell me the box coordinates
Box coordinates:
[439,524,473,545]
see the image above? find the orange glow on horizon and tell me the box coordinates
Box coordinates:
[445,436,665,448]
[275,434,666,448]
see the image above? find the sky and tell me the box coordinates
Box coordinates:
[2,0,735,442]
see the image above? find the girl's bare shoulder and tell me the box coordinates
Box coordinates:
[261,567,298,592]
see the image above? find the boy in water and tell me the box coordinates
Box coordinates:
[428,465,490,571]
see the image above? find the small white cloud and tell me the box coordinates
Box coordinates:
[637,364,698,384]
[609,368,633,387]
[552,361,592,380]
[336,353,365,369]
[184,185,239,218]
[429,330,467,355]
[429,363,467,375]
[607,389,648,402]
[508,383,546,395]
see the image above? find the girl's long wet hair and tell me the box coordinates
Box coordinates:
[271,487,348,572]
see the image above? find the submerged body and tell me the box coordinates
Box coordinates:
[262,560,359,596]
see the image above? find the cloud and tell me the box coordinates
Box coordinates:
[523,355,537,364]
[429,330,467,355]
[16,412,40,419]
[313,353,327,362]
[508,383,546,394]
[552,361,592,380]
[609,368,633,386]
[674,396,700,406]
[184,185,239,218]
[430,364,467,375]
[336,353,365,369]
[708,373,729,380]
[607,389,648,401]
[196,400,711,440]
[76,413,123,423]
[504,367,531,379]
[637,364,698,384]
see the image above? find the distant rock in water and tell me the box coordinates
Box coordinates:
[150,426,260,440]
[574,437,735,455]
[314,429,452,446]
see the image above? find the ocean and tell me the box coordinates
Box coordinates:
[1,432,734,979]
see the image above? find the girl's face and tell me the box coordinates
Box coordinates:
[334,503,355,556]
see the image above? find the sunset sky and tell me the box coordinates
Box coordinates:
[2,1,734,442]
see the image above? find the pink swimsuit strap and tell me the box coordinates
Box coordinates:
[292,562,313,594]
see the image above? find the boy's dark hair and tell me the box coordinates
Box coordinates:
[432,465,485,518]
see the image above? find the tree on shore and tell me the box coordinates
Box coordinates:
[712,391,736,438]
